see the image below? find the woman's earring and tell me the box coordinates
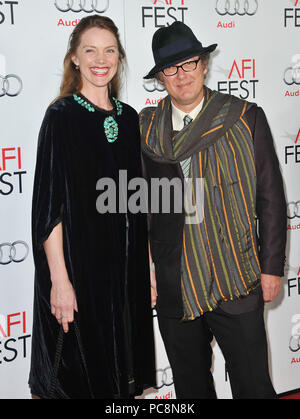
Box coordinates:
[76,65,80,71]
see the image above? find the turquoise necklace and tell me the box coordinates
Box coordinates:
[73,93,123,143]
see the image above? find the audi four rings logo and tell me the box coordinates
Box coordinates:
[0,74,23,97]
[289,335,300,352]
[287,201,300,219]
[143,79,165,93]
[0,241,29,265]
[155,367,173,390]
[283,67,300,85]
[215,0,258,16]
[54,0,109,13]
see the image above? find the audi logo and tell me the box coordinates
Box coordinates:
[0,74,23,97]
[283,67,300,86]
[143,79,165,93]
[289,335,300,353]
[54,0,109,13]
[155,366,173,390]
[0,241,29,265]
[215,0,258,16]
[287,201,300,219]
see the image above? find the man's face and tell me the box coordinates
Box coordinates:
[159,56,208,112]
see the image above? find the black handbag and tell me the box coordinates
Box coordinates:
[48,320,95,399]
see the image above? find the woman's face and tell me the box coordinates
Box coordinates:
[72,27,119,94]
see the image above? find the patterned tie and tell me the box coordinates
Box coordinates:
[180,115,193,179]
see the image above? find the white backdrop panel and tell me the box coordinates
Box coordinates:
[0,0,299,399]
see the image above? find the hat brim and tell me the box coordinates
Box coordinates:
[144,44,217,79]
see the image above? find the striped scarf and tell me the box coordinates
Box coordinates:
[140,87,261,319]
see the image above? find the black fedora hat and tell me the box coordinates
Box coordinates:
[144,21,217,79]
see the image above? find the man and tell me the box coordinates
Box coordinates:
[139,21,286,399]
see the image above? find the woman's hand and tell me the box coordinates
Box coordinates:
[43,222,78,333]
[50,272,78,333]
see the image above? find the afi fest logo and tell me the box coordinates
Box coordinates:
[216,58,258,99]
[0,146,27,196]
[0,312,31,365]
[142,0,188,28]
[289,314,300,365]
[215,0,258,29]
[284,0,300,27]
[0,1,18,25]
[284,127,300,165]
[286,263,300,298]
[0,54,23,98]
[283,54,300,97]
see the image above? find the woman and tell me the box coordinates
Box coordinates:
[29,15,156,399]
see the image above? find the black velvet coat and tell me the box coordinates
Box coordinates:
[29,96,156,399]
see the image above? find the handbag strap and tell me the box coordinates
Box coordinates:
[48,319,95,399]
[73,320,95,399]
[48,325,64,399]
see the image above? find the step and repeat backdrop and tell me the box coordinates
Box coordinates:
[0,0,299,399]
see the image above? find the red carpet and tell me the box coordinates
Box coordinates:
[280,392,300,399]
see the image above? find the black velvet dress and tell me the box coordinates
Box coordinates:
[29,95,156,399]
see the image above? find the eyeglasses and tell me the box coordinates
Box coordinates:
[162,58,201,77]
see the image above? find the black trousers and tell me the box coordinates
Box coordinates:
[158,306,277,399]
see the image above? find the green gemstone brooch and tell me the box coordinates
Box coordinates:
[104,97,122,143]
[73,94,123,144]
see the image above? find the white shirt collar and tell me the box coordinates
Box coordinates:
[171,97,204,131]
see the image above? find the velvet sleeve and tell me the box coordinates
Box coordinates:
[32,107,64,249]
[246,106,287,277]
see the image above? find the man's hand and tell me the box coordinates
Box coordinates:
[150,267,158,308]
[148,242,157,307]
[150,263,157,308]
[261,273,281,302]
